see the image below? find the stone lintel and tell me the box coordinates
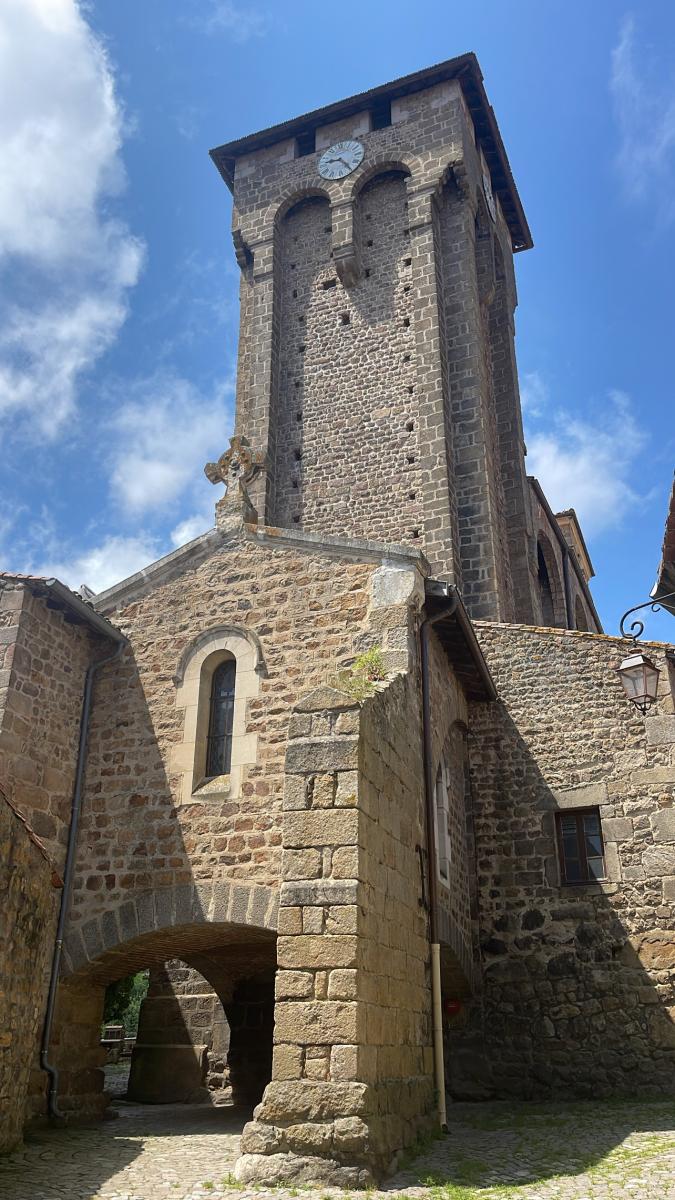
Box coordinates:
[549,782,608,809]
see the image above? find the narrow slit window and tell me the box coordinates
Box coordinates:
[556,808,606,884]
[206,659,236,777]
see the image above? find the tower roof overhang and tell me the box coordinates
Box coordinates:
[210,52,533,253]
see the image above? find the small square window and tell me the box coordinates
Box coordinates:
[555,808,606,884]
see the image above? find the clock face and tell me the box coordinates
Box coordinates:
[482,169,497,223]
[318,139,364,181]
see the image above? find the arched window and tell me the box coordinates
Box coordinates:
[173,626,263,804]
[206,658,236,778]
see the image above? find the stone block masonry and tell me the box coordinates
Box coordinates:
[237,672,435,1186]
[447,622,675,1100]
[0,791,60,1151]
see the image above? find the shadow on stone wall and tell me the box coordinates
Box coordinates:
[445,705,675,1103]
[40,635,280,1128]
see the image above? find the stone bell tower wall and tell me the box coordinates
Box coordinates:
[225,74,537,623]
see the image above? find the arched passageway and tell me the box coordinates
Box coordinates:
[43,881,277,1124]
[124,957,275,1108]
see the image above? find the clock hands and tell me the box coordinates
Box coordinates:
[318,141,363,179]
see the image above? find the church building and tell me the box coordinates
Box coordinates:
[1,54,673,1183]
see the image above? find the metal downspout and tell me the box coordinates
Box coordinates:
[40,638,126,1121]
[420,590,459,1133]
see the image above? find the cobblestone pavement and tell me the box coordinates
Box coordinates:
[0,1097,673,1200]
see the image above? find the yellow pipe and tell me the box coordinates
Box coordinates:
[431,942,447,1130]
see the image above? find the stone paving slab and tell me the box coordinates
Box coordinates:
[0,1098,673,1200]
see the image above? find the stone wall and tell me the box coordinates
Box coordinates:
[129,958,276,1108]
[238,669,436,1186]
[0,581,99,866]
[68,529,398,945]
[447,622,675,1099]
[46,533,424,1126]
[529,485,600,634]
[0,581,105,1137]
[0,791,60,1150]
[273,174,425,546]
[425,627,474,990]
[128,962,229,1105]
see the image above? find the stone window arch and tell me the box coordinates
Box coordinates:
[173,627,264,803]
[574,595,589,632]
[537,534,566,628]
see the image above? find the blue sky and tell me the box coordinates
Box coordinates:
[0,0,673,641]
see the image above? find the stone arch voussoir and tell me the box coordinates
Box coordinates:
[62,880,278,984]
[269,185,332,232]
[350,155,415,200]
[173,624,267,686]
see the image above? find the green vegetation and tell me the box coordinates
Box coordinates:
[102,969,149,1034]
[331,647,387,701]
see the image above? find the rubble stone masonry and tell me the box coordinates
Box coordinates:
[67,528,418,945]
[449,623,675,1099]
[229,77,537,622]
[0,582,100,866]
[0,793,60,1151]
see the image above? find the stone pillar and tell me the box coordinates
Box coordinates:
[407,181,460,584]
[48,979,108,1120]
[436,174,513,620]
[236,678,434,1186]
[240,234,277,523]
[489,246,538,624]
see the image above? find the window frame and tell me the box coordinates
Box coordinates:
[555,807,606,885]
[205,657,236,779]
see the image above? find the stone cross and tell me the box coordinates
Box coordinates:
[204,436,266,529]
[204,435,265,495]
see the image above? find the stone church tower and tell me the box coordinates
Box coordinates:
[2,54,672,1180]
[212,55,537,622]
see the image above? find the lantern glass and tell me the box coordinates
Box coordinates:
[617,652,660,713]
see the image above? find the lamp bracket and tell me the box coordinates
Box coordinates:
[619,591,675,645]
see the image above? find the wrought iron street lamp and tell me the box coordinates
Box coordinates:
[616,591,675,713]
[617,650,660,714]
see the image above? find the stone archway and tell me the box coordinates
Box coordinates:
[41,881,278,1122]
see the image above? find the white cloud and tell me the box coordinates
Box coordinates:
[200,2,273,40]
[170,512,212,547]
[610,16,675,212]
[525,388,647,537]
[0,0,143,437]
[35,533,160,595]
[520,370,548,418]
[107,372,233,515]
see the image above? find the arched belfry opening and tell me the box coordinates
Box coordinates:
[536,536,566,628]
[574,595,589,632]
